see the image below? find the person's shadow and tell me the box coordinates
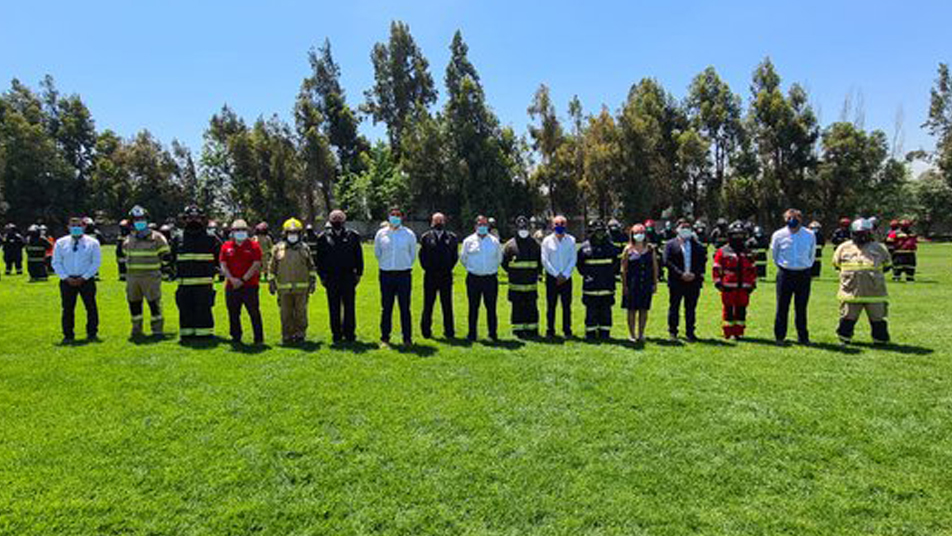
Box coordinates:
[178,336,224,350]
[330,340,378,354]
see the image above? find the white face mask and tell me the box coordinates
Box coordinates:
[287,233,300,244]
[517,229,530,239]
[633,233,646,242]
[678,228,694,239]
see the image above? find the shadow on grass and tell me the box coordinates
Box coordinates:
[56,336,104,347]
[740,337,863,355]
[280,340,323,352]
[330,340,378,354]
[229,342,271,354]
[852,341,934,355]
[129,333,172,346]
[692,337,733,347]
[178,336,225,350]
[392,343,438,357]
[478,338,525,350]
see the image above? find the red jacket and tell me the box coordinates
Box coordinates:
[713,245,757,291]
[892,230,918,253]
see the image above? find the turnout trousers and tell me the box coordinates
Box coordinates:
[720,289,750,338]
[583,295,613,339]
[509,291,539,337]
[837,302,889,344]
[176,284,216,338]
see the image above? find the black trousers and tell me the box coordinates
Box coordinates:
[380,270,412,343]
[28,259,47,280]
[421,271,454,338]
[4,252,22,273]
[775,267,811,341]
[893,253,916,281]
[226,286,263,342]
[466,274,498,339]
[326,276,357,341]
[510,292,539,336]
[584,296,613,338]
[176,285,215,337]
[545,274,573,336]
[59,279,98,338]
[668,282,701,337]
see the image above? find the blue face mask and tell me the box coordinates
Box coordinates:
[233,231,248,242]
[554,225,566,235]
[389,216,401,227]
[134,221,148,232]
[69,226,84,237]
[477,225,489,236]
[787,218,800,229]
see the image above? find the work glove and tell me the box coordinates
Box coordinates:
[268,279,277,295]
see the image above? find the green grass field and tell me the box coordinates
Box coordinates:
[1,243,950,535]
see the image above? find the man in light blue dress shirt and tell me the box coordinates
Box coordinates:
[770,208,816,345]
[51,217,102,343]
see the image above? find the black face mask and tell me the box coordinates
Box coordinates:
[729,237,745,250]
[331,221,343,231]
[853,233,871,245]
[432,223,444,231]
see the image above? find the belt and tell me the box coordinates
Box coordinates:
[380,269,411,275]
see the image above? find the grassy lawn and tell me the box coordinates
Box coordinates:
[0,243,950,535]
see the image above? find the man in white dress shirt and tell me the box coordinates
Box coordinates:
[51,216,102,343]
[374,207,417,346]
[771,208,816,345]
[460,215,503,341]
[541,215,576,338]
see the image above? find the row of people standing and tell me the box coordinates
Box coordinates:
[42,205,899,347]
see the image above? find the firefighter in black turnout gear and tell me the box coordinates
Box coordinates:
[502,216,543,338]
[747,226,769,279]
[577,220,621,339]
[174,205,219,339]
[25,224,51,281]
[316,210,364,343]
[116,219,131,281]
[3,224,25,275]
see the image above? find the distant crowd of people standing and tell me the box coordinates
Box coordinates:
[0,205,920,348]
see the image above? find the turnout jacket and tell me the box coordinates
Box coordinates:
[832,240,892,303]
[123,230,171,277]
[577,239,620,304]
[712,244,757,291]
[315,227,364,282]
[174,229,220,285]
[888,230,918,254]
[270,241,316,293]
[831,228,851,247]
[502,236,542,297]
[26,234,52,262]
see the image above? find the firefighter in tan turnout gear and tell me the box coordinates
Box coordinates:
[832,218,892,345]
[269,218,317,344]
[123,205,171,337]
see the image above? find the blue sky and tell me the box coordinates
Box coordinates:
[2,0,949,160]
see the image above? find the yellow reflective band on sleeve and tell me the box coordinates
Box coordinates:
[125,250,160,257]
[509,260,539,269]
[894,250,916,254]
[586,258,613,265]
[178,277,215,286]
[837,262,882,271]
[177,253,216,261]
[583,289,613,296]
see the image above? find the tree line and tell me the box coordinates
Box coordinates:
[2,21,952,234]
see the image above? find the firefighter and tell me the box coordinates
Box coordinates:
[608,218,627,281]
[746,226,769,280]
[304,223,320,267]
[577,220,621,339]
[253,222,274,282]
[123,205,171,338]
[174,205,219,340]
[709,218,730,250]
[694,220,710,247]
[645,219,665,282]
[833,218,892,345]
[713,222,758,340]
[158,223,176,280]
[830,218,850,248]
[269,218,317,344]
[884,219,900,256]
[809,221,825,277]
[892,219,918,282]
[315,210,364,343]
[502,216,543,338]
[116,219,130,281]
[531,216,547,244]
[39,224,55,271]
[25,224,51,281]
[3,223,25,275]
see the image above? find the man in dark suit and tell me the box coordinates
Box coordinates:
[664,218,707,342]
[316,209,364,343]
[418,212,459,339]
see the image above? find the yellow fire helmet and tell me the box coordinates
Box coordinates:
[282,218,304,232]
